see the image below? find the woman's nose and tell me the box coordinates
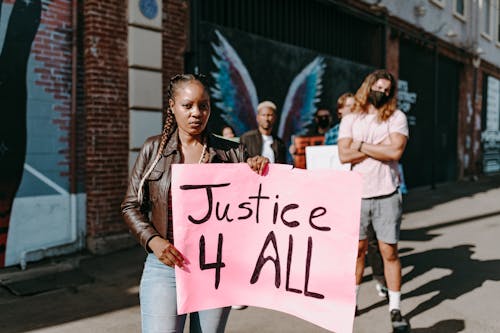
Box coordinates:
[190,106,201,116]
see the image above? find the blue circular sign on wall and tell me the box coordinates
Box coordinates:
[139,0,159,20]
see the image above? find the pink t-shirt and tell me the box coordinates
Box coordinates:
[338,110,409,198]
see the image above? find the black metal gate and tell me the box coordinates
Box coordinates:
[189,0,385,69]
[399,39,459,188]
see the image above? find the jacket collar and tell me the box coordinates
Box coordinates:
[162,129,179,157]
[206,133,218,161]
[162,129,213,159]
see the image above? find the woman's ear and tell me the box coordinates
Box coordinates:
[169,98,175,110]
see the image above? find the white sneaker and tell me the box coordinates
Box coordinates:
[231,305,248,310]
[375,283,388,298]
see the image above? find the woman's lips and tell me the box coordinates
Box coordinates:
[189,121,203,128]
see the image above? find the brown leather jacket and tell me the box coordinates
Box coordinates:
[121,131,248,251]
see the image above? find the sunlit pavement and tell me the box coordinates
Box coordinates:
[2,175,500,333]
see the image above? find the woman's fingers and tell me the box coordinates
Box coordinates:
[160,243,185,268]
[247,156,269,175]
[257,157,269,175]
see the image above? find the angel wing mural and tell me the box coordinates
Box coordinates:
[210,30,325,150]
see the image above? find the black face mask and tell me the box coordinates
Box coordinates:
[368,90,389,108]
[316,116,330,129]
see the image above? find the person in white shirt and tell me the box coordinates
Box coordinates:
[240,101,287,164]
[338,69,410,332]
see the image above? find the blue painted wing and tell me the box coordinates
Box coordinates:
[278,56,325,148]
[210,30,258,135]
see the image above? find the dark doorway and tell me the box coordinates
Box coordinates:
[399,39,459,188]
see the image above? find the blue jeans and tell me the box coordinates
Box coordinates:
[140,254,231,333]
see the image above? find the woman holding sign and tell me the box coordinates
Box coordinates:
[121,74,268,333]
[337,70,410,333]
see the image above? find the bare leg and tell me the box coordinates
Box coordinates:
[366,223,386,285]
[355,239,368,285]
[378,241,401,291]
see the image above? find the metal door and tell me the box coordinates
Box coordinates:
[399,39,459,188]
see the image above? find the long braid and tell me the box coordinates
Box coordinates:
[136,74,207,203]
[137,110,176,203]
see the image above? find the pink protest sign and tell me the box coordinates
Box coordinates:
[172,163,361,333]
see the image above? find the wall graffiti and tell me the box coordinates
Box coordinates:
[397,80,417,125]
[199,25,374,150]
[0,0,42,267]
[481,76,500,173]
[0,0,80,268]
[210,30,325,150]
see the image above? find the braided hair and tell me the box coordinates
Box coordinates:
[137,73,209,203]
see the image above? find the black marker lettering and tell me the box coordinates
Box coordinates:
[237,202,253,220]
[180,183,230,224]
[199,234,226,289]
[304,236,324,299]
[250,231,281,288]
[281,204,300,228]
[286,234,302,294]
[309,207,330,231]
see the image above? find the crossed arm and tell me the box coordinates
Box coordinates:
[338,132,407,165]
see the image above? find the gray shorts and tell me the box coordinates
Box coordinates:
[360,190,402,244]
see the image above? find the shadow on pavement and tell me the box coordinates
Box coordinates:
[359,243,500,322]
[403,174,500,214]
[401,244,500,319]
[401,210,500,242]
[0,246,145,333]
[410,319,465,333]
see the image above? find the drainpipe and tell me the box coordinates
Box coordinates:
[188,0,201,72]
[469,0,481,179]
[431,42,439,189]
[70,0,77,197]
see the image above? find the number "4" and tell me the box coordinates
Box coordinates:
[199,234,226,289]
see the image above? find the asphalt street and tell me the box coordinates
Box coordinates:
[1,174,499,333]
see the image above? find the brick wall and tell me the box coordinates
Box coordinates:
[162,0,189,111]
[82,1,188,253]
[31,0,73,181]
[83,1,130,252]
[457,62,484,178]
[76,0,86,192]
[385,31,399,82]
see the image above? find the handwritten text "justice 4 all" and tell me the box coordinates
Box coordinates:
[179,182,331,299]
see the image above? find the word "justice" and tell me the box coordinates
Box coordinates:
[179,183,331,232]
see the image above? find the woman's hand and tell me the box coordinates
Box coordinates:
[149,236,185,268]
[246,155,270,175]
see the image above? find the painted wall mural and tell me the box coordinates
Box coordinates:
[0,0,83,268]
[0,0,42,266]
[210,29,325,150]
[197,24,374,148]
[482,76,500,173]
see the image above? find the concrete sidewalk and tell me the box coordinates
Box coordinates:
[1,174,500,332]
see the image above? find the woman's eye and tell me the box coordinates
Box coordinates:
[183,104,192,109]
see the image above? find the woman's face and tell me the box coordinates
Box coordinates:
[371,78,392,96]
[222,126,235,138]
[338,97,355,118]
[169,80,210,137]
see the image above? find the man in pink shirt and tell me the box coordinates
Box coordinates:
[338,70,410,333]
